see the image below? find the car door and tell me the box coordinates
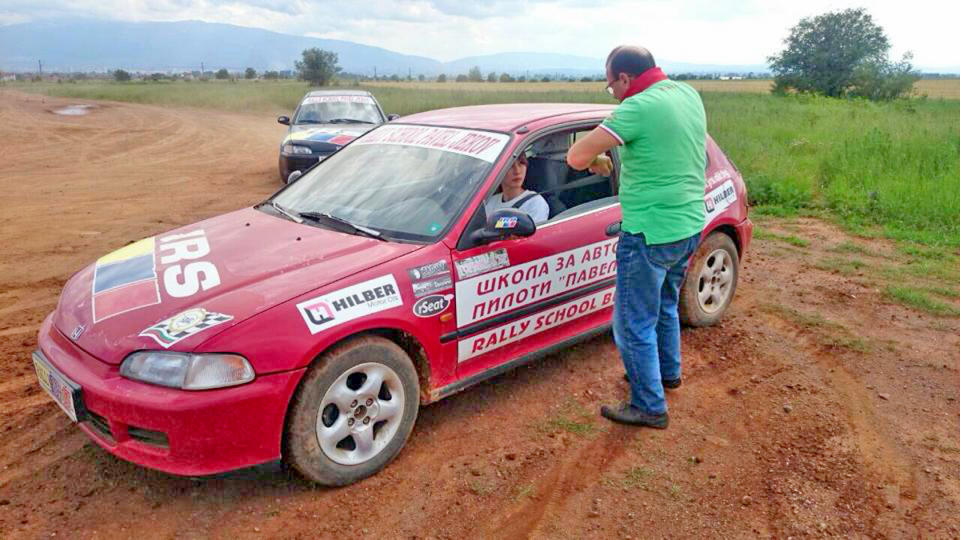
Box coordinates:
[449,127,622,381]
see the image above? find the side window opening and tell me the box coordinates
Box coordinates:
[526,128,617,222]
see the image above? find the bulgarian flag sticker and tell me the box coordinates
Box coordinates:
[139,308,233,348]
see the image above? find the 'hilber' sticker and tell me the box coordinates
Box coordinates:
[297,275,403,335]
[704,179,737,221]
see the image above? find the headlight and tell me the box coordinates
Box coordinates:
[121,351,255,390]
[282,144,312,155]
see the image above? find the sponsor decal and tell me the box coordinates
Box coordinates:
[92,237,161,323]
[495,216,518,229]
[288,128,365,143]
[413,294,454,318]
[297,275,403,335]
[139,308,233,349]
[411,274,453,298]
[158,230,222,299]
[408,259,450,281]
[458,287,615,361]
[456,238,618,327]
[91,229,222,323]
[704,179,738,221]
[301,95,376,105]
[354,125,509,163]
[455,249,510,280]
[70,324,85,341]
[706,168,733,189]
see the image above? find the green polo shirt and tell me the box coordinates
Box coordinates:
[600,79,707,244]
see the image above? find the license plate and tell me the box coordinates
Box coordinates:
[33,353,79,422]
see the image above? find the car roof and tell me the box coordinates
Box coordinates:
[398,103,616,133]
[305,89,375,97]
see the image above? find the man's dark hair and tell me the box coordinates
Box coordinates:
[606,46,656,78]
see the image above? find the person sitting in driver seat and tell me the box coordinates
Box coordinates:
[485,153,549,224]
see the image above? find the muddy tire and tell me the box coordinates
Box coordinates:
[285,335,419,486]
[679,232,739,327]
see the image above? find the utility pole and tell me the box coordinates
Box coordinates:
[201,61,205,76]
[38,60,42,75]
[374,66,377,80]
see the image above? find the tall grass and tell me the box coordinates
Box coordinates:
[11,79,960,246]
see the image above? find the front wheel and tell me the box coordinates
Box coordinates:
[285,336,420,486]
[679,232,739,327]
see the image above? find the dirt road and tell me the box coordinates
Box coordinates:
[1,91,957,539]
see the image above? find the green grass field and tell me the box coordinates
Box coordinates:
[8,78,960,250]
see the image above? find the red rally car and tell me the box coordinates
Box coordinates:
[34,103,753,486]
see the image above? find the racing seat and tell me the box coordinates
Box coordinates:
[524,157,568,218]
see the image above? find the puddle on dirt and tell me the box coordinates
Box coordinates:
[52,105,95,116]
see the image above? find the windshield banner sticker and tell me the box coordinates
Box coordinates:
[456,238,618,327]
[297,275,403,335]
[705,179,737,221]
[354,125,509,163]
[459,287,615,361]
[139,308,233,349]
[301,95,376,105]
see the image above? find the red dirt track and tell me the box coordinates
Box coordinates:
[1,91,958,538]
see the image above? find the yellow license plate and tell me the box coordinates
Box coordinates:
[32,353,79,423]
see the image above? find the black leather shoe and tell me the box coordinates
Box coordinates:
[622,373,682,389]
[600,403,668,428]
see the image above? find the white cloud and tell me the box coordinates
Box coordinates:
[1,0,957,68]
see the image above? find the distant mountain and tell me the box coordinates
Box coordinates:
[0,19,770,75]
[0,19,441,74]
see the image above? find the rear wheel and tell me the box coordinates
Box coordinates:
[679,232,739,327]
[285,336,419,486]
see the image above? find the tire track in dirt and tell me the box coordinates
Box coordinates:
[489,426,632,537]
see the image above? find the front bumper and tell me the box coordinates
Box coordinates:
[278,152,330,181]
[35,314,305,476]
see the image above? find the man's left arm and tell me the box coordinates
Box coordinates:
[566,127,620,174]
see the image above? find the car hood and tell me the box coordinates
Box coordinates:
[54,207,422,364]
[282,124,375,149]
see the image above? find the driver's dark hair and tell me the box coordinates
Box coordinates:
[606,46,656,78]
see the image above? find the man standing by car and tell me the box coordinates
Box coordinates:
[566,45,706,429]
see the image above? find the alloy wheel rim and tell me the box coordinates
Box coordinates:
[316,362,405,465]
[696,248,734,314]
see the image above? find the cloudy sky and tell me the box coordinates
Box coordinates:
[1,0,956,68]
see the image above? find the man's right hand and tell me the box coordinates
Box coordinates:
[588,155,613,176]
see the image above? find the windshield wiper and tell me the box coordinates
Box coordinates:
[327,118,376,124]
[299,211,384,240]
[294,119,324,125]
[269,201,302,223]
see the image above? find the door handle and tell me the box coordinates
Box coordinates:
[605,221,621,237]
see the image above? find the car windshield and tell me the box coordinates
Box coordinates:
[294,95,383,124]
[271,124,511,242]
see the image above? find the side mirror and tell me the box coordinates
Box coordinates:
[277,116,290,125]
[387,114,400,121]
[469,208,535,244]
[286,170,303,184]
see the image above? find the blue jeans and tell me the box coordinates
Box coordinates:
[613,231,700,415]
